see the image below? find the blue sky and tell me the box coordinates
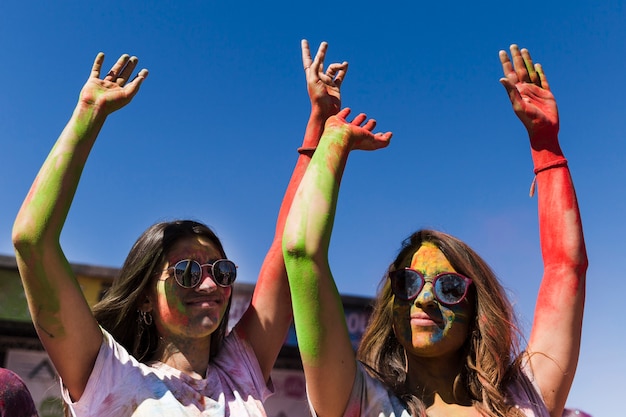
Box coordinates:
[1,1,623,414]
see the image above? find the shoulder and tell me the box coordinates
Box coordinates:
[339,362,410,417]
[505,357,551,417]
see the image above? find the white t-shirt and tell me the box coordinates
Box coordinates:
[61,329,272,416]
[329,360,550,417]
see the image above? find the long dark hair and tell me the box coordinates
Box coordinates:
[92,220,232,362]
[357,229,525,417]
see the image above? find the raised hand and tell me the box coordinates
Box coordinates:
[302,40,348,117]
[499,45,558,143]
[79,53,148,116]
[324,108,392,151]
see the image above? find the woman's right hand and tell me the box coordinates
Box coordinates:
[79,53,148,115]
[325,108,393,151]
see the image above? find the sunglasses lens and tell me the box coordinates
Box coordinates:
[212,260,237,286]
[434,274,468,304]
[390,269,424,300]
[174,260,202,288]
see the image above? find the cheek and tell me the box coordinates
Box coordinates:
[392,301,412,342]
[155,282,190,325]
[442,304,473,337]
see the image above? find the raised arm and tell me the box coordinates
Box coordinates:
[11,53,147,401]
[500,45,587,416]
[234,40,348,380]
[283,109,391,417]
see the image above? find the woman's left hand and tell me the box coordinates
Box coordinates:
[499,45,558,143]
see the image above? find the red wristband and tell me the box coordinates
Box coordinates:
[529,158,568,197]
[533,158,568,174]
[297,146,316,156]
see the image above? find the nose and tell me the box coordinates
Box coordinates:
[414,281,437,307]
[196,267,218,291]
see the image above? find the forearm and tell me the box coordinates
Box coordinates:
[284,126,351,261]
[254,107,332,294]
[283,124,352,348]
[243,107,334,377]
[283,125,357,416]
[531,154,586,414]
[532,134,587,277]
[13,103,106,248]
[300,106,334,149]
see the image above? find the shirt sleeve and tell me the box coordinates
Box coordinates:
[212,330,274,402]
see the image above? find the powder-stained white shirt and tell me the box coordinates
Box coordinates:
[62,329,272,416]
[324,360,550,417]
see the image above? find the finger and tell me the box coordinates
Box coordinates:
[362,119,377,131]
[351,113,368,126]
[117,56,139,86]
[521,48,539,85]
[326,63,340,79]
[301,39,313,71]
[335,64,348,88]
[535,63,550,91]
[337,107,351,120]
[90,52,105,79]
[327,62,348,87]
[499,50,514,77]
[310,41,328,76]
[105,54,131,81]
[375,132,393,147]
[499,78,524,113]
[318,69,333,86]
[510,44,530,83]
[125,68,149,95]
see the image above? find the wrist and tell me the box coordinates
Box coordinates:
[310,103,337,120]
[528,129,564,166]
[321,123,353,150]
[69,102,107,141]
[74,101,108,124]
[528,156,568,197]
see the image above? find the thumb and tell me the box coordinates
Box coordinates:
[499,78,523,110]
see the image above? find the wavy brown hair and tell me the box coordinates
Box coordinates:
[92,220,232,362]
[357,229,525,417]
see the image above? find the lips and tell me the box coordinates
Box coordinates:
[185,296,223,308]
[410,312,444,327]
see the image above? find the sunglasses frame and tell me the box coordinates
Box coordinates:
[166,259,237,288]
[389,268,472,305]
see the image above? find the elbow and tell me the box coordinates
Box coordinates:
[570,245,589,276]
[576,254,589,276]
[12,219,46,257]
[282,237,310,263]
[12,223,33,254]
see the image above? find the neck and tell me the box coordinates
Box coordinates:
[152,335,212,379]
[405,351,472,407]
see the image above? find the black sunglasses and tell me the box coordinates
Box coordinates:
[389,268,472,305]
[167,259,237,288]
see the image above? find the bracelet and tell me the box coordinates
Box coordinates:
[533,158,568,174]
[529,158,568,197]
[297,146,316,156]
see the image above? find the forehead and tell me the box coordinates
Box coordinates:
[409,242,457,275]
[166,236,223,265]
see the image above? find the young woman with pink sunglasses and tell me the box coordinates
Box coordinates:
[283,44,586,417]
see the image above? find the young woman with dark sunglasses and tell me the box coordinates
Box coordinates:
[282,44,586,417]
[12,40,347,417]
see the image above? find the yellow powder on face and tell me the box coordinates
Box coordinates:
[409,242,457,277]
